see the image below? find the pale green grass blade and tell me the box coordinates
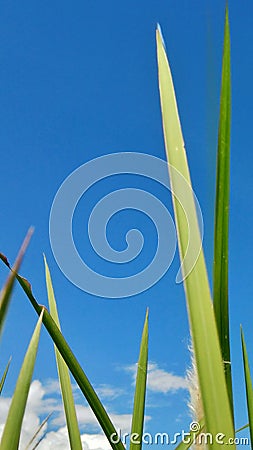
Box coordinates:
[175,418,204,450]
[130,309,148,450]
[0,311,43,450]
[0,258,125,450]
[44,256,82,450]
[0,228,33,335]
[0,357,11,395]
[156,25,235,448]
[241,327,253,446]
[213,7,233,413]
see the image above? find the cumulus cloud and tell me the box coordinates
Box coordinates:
[126,362,188,393]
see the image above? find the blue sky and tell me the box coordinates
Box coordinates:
[0,0,253,448]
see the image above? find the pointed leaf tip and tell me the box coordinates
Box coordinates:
[0,253,10,268]
[156,24,166,50]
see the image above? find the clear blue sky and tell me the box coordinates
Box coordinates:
[0,1,253,448]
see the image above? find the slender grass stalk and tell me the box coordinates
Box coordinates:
[130,309,148,450]
[236,423,249,433]
[0,311,43,450]
[213,7,233,415]
[156,18,235,448]
[44,256,82,450]
[24,413,53,450]
[241,327,253,446]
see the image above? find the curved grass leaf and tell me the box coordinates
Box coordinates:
[0,227,33,335]
[130,309,148,450]
[44,256,82,450]
[156,22,235,448]
[213,7,233,414]
[0,257,125,450]
[0,357,11,395]
[0,310,43,450]
[241,327,253,446]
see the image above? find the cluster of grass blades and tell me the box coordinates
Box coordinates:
[0,5,252,450]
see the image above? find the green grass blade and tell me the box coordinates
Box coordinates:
[0,357,11,395]
[0,311,43,450]
[241,327,253,446]
[175,418,204,450]
[156,24,235,448]
[44,256,82,450]
[0,228,33,335]
[0,257,125,450]
[213,7,233,413]
[130,309,148,450]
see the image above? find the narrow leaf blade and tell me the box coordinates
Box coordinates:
[44,256,82,450]
[130,309,148,450]
[0,311,43,450]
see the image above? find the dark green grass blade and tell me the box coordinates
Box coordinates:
[213,7,233,413]
[241,327,253,446]
[0,228,33,335]
[0,257,125,450]
[44,256,82,450]
[130,309,148,450]
[0,357,11,395]
[0,311,43,450]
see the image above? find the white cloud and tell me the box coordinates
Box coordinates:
[95,384,124,400]
[126,362,188,393]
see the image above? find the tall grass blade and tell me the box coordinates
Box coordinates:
[0,256,125,450]
[241,327,253,446]
[213,7,233,413]
[44,256,82,450]
[0,357,11,395]
[156,23,235,447]
[0,311,43,450]
[0,227,33,335]
[130,309,148,450]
